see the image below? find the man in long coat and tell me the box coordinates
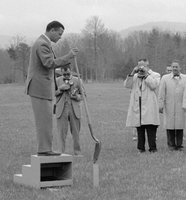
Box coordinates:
[124,59,160,153]
[25,21,78,156]
[159,60,186,151]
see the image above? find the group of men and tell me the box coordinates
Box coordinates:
[25,19,186,157]
[124,59,186,153]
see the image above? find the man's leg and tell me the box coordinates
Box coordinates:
[166,129,171,147]
[137,126,146,152]
[167,129,176,150]
[146,125,157,152]
[30,97,53,153]
[69,105,81,155]
[175,129,183,150]
[57,103,69,153]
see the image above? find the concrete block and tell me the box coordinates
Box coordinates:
[14,174,23,184]
[14,154,73,188]
[22,165,31,176]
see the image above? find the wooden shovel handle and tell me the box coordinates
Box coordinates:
[74,57,99,143]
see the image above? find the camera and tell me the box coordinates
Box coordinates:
[59,79,74,92]
[136,66,145,73]
[136,66,146,78]
[64,79,74,86]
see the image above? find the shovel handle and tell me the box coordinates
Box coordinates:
[74,57,100,143]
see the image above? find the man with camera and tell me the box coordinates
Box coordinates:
[124,59,160,153]
[54,64,83,155]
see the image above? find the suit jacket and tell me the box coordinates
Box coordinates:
[25,34,70,100]
[55,75,82,119]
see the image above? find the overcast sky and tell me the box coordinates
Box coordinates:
[1,0,186,38]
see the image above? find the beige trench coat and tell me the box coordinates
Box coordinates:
[124,70,160,127]
[159,73,186,129]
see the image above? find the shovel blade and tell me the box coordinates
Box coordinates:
[93,141,101,163]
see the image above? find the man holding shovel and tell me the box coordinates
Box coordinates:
[26,21,78,156]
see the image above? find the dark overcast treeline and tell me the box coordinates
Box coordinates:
[1,16,186,83]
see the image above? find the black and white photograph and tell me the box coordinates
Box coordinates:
[1,0,186,199]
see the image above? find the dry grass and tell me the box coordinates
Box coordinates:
[0,83,186,200]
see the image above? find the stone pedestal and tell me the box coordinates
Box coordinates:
[14,154,73,189]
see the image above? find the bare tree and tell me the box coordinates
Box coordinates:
[82,16,106,81]
[7,35,30,82]
[16,42,30,81]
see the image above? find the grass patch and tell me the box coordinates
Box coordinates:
[0,83,186,200]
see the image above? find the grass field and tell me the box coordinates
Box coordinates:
[1,82,186,200]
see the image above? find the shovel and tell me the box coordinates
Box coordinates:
[74,57,101,163]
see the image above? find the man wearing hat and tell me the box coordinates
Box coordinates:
[54,64,83,155]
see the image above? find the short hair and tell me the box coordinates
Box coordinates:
[138,58,148,62]
[171,59,179,64]
[46,21,65,32]
[138,58,143,62]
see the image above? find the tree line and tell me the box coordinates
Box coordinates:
[1,16,186,84]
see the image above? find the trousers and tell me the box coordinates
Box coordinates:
[30,96,53,153]
[166,129,183,149]
[57,102,81,154]
[137,124,158,151]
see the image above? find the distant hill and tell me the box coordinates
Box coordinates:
[120,21,186,38]
[1,21,186,48]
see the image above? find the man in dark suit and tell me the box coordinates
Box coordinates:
[55,65,83,155]
[25,21,78,156]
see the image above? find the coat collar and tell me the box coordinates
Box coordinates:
[42,34,51,42]
[39,34,51,45]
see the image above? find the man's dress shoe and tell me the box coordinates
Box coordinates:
[37,151,61,156]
